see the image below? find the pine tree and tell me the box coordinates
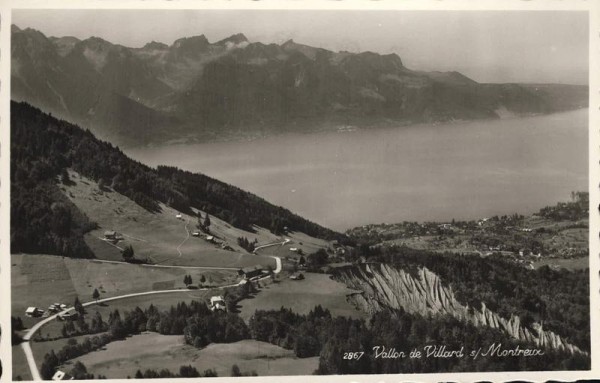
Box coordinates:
[122,245,134,261]
[74,297,84,316]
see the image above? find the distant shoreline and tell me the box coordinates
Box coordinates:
[139,107,589,150]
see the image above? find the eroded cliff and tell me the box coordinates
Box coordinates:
[334,263,585,355]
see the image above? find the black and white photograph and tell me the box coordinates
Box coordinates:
[2,1,598,381]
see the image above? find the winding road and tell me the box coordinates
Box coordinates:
[21,250,283,379]
[20,218,285,380]
[253,238,288,273]
[21,285,241,380]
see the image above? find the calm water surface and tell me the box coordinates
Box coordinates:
[127,110,588,231]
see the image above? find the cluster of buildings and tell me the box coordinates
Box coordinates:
[26,302,68,318]
[25,302,77,321]
[239,265,268,280]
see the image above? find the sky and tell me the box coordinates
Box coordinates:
[12,9,589,85]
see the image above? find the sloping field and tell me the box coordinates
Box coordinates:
[12,253,237,337]
[12,254,80,330]
[62,170,278,269]
[239,272,366,321]
[69,332,318,378]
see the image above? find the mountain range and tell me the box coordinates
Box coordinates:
[11,25,589,147]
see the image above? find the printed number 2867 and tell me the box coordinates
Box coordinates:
[343,352,364,360]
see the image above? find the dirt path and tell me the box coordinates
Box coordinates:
[253,238,288,273]
[176,218,191,257]
[89,259,240,271]
[152,217,191,265]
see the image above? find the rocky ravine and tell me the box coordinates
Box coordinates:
[333,263,585,355]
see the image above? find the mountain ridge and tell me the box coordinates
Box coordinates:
[11,25,589,147]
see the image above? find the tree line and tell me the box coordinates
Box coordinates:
[41,297,589,379]
[133,366,217,379]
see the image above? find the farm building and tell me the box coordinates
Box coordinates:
[48,303,65,313]
[221,243,234,251]
[57,312,78,321]
[51,370,72,380]
[104,230,117,240]
[25,307,44,317]
[290,272,304,281]
[239,265,264,279]
[209,296,226,311]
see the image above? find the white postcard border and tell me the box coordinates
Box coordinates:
[0,1,598,382]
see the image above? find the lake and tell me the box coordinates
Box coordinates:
[127,109,588,231]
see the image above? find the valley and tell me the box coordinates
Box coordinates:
[10,101,590,379]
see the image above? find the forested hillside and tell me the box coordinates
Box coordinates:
[10,101,339,257]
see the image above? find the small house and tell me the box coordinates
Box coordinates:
[289,247,298,252]
[104,230,117,240]
[290,272,304,281]
[25,307,44,317]
[176,214,183,219]
[192,232,200,237]
[57,312,78,321]
[240,266,264,280]
[205,235,214,242]
[209,296,226,311]
[52,370,73,380]
[48,304,62,313]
